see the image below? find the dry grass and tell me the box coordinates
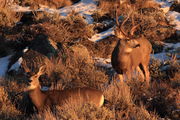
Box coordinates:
[0,83,22,119]
[40,12,94,44]
[15,0,80,9]
[0,7,21,27]
[0,61,179,119]
[98,0,175,42]
[0,0,21,27]
[104,81,158,120]
[45,48,109,89]
[31,103,114,120]
[0,0,179,119]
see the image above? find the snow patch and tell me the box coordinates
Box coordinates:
[8,57,23,72]
[167,11,180,30]
[152,42,180,61]
[94,57,112,68]
[155,0,172,13]
[164,42,180,50]
[155,0,180,30]
[11,0,97,24]
[0,55,12,77]
[152,53,170,61]
[23,47,29,53]
[89,28,114,42]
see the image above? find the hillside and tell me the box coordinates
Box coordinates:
[0,0,179,119]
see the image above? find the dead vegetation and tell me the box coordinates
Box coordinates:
[0,0,179,120]
[98,0,175,42]
[14,0,80,9]
[0,7,21,27]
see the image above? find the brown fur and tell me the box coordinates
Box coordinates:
[29,87,104,112]
[27,66,104,112]
[111,37,152,85]
[0,0,6,8]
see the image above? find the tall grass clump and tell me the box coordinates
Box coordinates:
[38,12,94,45]
[15,0,80,9]
[0,7,21,27]
[45,48,108,89]
[32,103,114,120]
[104,81,158,119]
[0,85,21,119]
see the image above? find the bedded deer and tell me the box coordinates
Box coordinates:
[26,66,104,112]
[111,11,152,85]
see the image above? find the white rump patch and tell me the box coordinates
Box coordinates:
[99,95,104,107]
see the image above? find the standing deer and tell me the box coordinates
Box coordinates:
[26,66,104,112]
[111,10,152,85]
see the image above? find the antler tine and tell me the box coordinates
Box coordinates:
[115,0,135,38]
[36,65,46,77]
[130,24,140,36]
[130,12,140,36]
[131,8,135,27]
[119,11,131,37]
[129,7,140,36]
[115,0,120,26]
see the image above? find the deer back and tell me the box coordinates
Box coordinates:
[46,87,104,107]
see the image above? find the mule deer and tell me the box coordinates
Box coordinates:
[111,10,152,85]
[26,66,104,112]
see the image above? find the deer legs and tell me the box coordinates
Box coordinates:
[118,74,124,83]
[117,65,150,86]
[142,65,150,86]
[117,70,132,83]
[136,66,145,81]
[138,64,150,86]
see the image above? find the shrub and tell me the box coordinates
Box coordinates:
[46,48,108,89]
[98,0,175,42]
[0,85,21,119]
[40,12,94,44]
[15,0,80,9]
[32,103,114,120]
[0,7,21,27]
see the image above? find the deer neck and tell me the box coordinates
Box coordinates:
[29,86,46,110]
[118,47,131,64]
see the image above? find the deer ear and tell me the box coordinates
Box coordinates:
[37,66,46,76]
[131,40,140,48]
[133,44,140,48]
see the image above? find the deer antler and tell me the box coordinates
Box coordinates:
[115,0,120,26]
[115,0,131,38]
[37,65,46,76]
[129,5,141,37]
[119,13,131,37]
[115,0,141,39]
[130,12,141,37]
[130,24,140,36]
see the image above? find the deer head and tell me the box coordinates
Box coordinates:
[114,0,140,40]
[27,66,46,90]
